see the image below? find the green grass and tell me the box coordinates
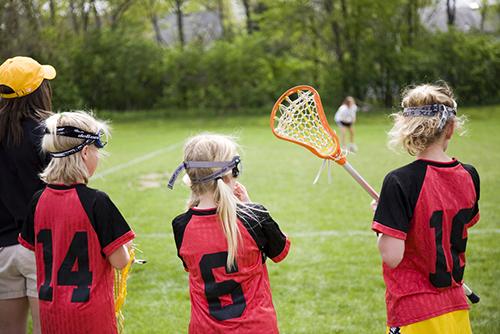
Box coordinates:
[85,105,500,333]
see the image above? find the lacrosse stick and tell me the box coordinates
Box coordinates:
[270,85,480,304]
[270,85,378,199]
[114,247,147,333]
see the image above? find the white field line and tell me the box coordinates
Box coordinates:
[94,142,182,179]
[137,228,500,239]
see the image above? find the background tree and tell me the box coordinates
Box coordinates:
[0,0,498,111]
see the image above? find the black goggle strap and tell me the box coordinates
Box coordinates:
[168,156,241,189]
[49,139,94,158]
[45,126,107,158]
[402,104,457,130]
[45,126,107,148]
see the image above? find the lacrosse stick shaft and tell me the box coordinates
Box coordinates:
[341,162,379,200]
[463,283,480,304]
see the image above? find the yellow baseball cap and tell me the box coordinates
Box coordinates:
[0,56,56,99]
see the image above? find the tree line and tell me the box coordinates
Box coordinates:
[1,0,499,112]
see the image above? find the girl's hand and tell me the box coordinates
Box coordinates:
[370,199,378,212]
[234,182,251,202]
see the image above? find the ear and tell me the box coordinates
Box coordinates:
[222,175,231,184]
[80,145,89,161]
[444,121,454,140]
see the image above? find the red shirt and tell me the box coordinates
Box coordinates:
[19,184,135,334]
[172,204,290,334]
[372,159,480,327]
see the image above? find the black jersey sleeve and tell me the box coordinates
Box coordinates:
[372,172,412,240]
[462,163,480,218]
[172,212,193,271]
[260,209,290,262]
[239,204,290,263]
[76,186,135,257]
[92,191,135,256]
[18,189,45,251]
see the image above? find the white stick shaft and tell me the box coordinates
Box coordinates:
[342,162,379,201]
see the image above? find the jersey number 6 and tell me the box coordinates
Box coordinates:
[37,229,93,302]
[199,252,247,321]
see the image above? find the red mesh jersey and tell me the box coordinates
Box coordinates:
[172,204,290,334]
[372,159,480,327]
[19,184,135,334]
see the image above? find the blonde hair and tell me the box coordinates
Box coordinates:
[184,133,241,269]
[344,96,355,105]
[40,111,109,184]
[388,83,465,155]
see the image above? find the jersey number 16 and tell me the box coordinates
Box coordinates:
[429,208,474,288]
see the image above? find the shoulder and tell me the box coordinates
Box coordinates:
[238,202,269,217]
[93,188,112,203]
[383,161,423,185]
[459,161,480,193]
[27,187,46,214]
[380,161,429,199]
[243,202,268,212]
[75,185,109,203]
[237,203,272,227]
[460,162,479,179]
[74,185,120,217]
[171,210,194,251]
[172,210,194,229]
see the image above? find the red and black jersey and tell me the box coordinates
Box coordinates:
[372,159,480,327]
[18,184,135,334]
[172,204,291,334]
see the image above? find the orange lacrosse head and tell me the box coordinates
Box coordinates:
[270,85,346,165]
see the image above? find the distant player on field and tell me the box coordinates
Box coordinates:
[372,83,479,334]
[334,96,358,152]
[169,134,291,334]
[18,111,135,334]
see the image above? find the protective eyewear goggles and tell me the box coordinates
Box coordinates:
[168,156,241,189]
[45,126,107,158]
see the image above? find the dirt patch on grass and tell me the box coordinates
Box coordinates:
[138,172,169,190]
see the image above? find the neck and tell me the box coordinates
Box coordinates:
[416,142,452,162]
[51,179,85,186]
[196,192,217,209]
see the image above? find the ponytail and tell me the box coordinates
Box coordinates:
[214,178,241,270]
[182,133,244,270]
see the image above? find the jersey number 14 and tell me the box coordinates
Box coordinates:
[37,229,93,302]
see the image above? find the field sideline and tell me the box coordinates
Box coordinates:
[87,106,499,333]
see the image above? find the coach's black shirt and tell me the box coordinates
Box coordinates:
[0,118,49,246]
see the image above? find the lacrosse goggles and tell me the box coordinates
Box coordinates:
[168,156,241,189]
[45,126,108,158]
[402,103,457,131]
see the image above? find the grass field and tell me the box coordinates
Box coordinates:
[89,105,500,333]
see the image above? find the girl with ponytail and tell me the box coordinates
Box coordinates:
[169,133,290,334]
